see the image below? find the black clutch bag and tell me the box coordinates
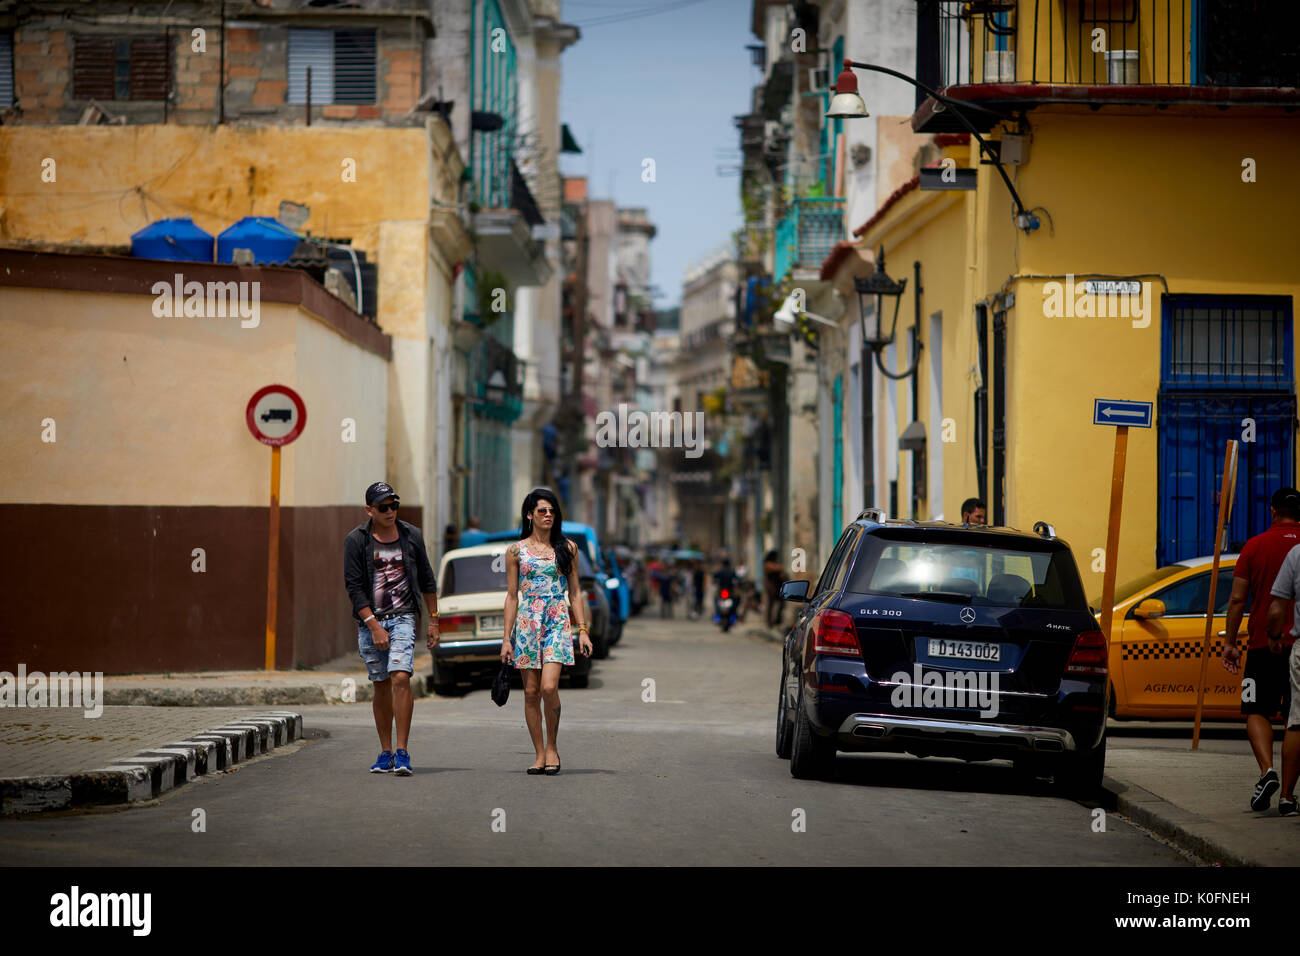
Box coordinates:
[491,663,512,707]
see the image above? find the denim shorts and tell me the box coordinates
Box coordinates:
[357,613,416,682]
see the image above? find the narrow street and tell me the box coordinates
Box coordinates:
[0,616,1189,866]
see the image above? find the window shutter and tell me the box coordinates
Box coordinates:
[287,28,333,104]
[129,36,169,100]
[333,29,376,104]
[73,35,116,100]
[0,33,13,109]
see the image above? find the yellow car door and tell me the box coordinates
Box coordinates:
[1119,568,1241,718]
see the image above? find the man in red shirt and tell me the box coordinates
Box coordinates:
[1223,487,1300,812]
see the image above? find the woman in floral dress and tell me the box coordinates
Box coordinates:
[500,488,593,774]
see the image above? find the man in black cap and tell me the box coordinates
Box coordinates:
[343,481,438,775]
[1223,486,1300,811]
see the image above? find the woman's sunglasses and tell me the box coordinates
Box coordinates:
[373,501,399,513]
[533,507,555,515]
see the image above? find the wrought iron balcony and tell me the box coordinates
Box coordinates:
[773,196,845,285]
[915,0,1300,131]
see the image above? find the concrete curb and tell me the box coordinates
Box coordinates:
[1103,773,1256,866]
[0,711,305,815]
[101,676,427,707]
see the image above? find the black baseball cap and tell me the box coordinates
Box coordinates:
[1272,487,1300,509]
[365,481,399,506]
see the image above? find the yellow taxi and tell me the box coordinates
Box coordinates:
[1095,555,1248,720]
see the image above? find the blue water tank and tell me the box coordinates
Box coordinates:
[130,218,215,262]
[216,216,301,264]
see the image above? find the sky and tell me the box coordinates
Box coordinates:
[557,0,757,309]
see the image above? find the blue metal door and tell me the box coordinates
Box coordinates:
[1158,294,1296,564]
[1158,393,1296,563]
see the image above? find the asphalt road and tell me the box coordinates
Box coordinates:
[0,615,1191,866]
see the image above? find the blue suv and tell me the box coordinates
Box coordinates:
[776,511,1107,797]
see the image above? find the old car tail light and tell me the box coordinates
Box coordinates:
[719,589,730,599]
[1066,630,1108,675]
[813,609,861,657]
[438,614,475,633]
[584,588,597,603]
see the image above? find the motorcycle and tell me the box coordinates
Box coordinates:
[714,587,738,632]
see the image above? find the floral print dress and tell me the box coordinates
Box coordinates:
[511,541,574,669]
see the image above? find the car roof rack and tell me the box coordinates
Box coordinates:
[855,508,887,523]
[1032,521,1057,539]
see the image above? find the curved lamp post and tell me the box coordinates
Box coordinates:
[828,59,1039,233]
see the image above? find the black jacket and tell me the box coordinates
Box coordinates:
[343,518,437,622]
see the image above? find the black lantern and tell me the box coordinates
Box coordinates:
[853,246,907,351]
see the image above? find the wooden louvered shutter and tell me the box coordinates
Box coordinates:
[72,35,115,99]
[129,36,169,100]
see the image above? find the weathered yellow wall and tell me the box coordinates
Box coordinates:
[0,285,387,507]
[996,112,1300,590]
[858,109,1300,591]
[0,124,433,340]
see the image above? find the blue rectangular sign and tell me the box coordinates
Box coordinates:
[1093,398,1153,428]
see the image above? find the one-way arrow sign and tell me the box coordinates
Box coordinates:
[1093,398,1153,428]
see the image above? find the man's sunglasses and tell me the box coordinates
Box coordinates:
[373,501,399,513]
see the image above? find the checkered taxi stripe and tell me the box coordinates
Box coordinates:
[1120,638,1227,661]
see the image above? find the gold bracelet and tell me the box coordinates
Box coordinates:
[578,625,589,633]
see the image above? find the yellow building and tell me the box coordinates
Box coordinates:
[824,0,1300,598]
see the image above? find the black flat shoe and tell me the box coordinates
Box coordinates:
[543,762,561,775]
[526,766,546,775]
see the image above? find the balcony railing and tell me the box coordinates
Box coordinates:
[773,196,845,285]
[919,0,1299,92]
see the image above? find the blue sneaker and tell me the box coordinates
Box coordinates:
[393,749,412,776]
[369,750,395,773]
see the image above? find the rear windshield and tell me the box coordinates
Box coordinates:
[441,548,591,598]
[845,533,1088,610]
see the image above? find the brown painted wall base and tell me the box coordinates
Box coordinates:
[0,504,424,674]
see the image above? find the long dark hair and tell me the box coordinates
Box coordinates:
[520,487,572,577]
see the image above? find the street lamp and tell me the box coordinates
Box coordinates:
[850,246,916,512]
[828,59,1040,233]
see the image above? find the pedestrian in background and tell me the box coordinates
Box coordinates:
[343,481,438,776]
[764,550,787,629]
[1224,487,1300,812]
[1262,535,1300,816]
[657,563,675,618]
[691,559,705,619]
[500,488,593,775]
[961,497,987,525]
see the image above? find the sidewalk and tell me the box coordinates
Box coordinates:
[741,623,1299,866]
[0,647,431,814]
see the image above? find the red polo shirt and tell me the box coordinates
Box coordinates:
[1233,520,1300,649]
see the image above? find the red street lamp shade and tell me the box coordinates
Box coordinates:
[826,59,869,119]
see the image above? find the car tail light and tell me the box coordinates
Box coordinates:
[812,608,860,657]
[584,588,597,603]
[719,589,730,599]
[438,614,475,633]
[1066,630,1108,675]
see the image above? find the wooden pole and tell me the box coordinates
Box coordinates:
[1097,426,1129,645]
[265,444,281,670]
[1193,440,1239,749]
